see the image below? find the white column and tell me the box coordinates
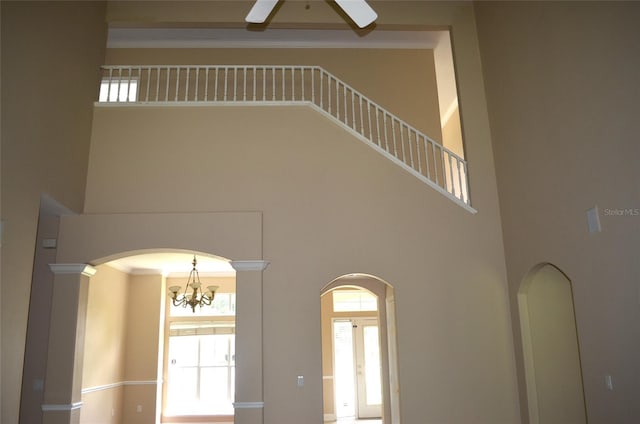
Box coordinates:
[42,264,96,424]
[230,260,269,424]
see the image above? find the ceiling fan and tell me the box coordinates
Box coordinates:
[246,0,378,28]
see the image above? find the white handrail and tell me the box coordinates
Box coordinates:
[98,65,471,209]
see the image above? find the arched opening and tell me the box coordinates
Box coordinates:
[31,211,265,424]
[79,250,237,423]
[320,274,400,424]
[518,263,587,424]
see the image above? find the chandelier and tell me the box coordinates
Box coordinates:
[168,256,219,313]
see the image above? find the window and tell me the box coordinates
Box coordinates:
[166,323,235,416]
[333,290,378,312]
[164,288,236,418]
[169,293,236,317]
[99,78,138,102]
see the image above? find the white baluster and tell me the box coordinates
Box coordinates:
[383,113,389,152]
[155,67,161,101]
[328,76,332,114]
[424,137,431,179]
[351,90,355,128]
[195,68,200,101]
[214,67,219,101]
[359,96,364,136]
[408,129,415,170]
[462,161,469,204]
[367,100,372,140]
[433,143,440,186]
[116,69,122,102]
[204,68,209,101]
[291,67,295,100]
[400,123,406,163]
[446,153,453,195]
[253,66,257,101]
[375,106,381,147]
[185,67,190,102]
[343,84,347,124]
[312,67,316,105]
[336,78,340,120]
[391,118,398,156]
[233,67,238,101]
[224,67,228,101]
[106,68,112,102]
[262,67,266,101]
[164,68,170,101]
[319,71,324,110]
[144,67,150,102]
[243,66,247,101]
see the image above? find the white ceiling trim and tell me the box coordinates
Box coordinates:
[107,28,441,49]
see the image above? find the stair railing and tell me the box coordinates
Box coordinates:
[99,65,471,209]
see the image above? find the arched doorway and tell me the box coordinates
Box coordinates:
[320,274,400,424]
[78,251,237,423]
[518,264,587,424]
[36,211,267,424]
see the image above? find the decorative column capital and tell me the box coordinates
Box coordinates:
[49,263,97,277]
[230,260,270,272]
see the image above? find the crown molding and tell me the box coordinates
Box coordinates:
[230,260,270,272]
[233,401,264,409]
[108,28,442,50]
[42,402,83,412]
[49,264,97,277]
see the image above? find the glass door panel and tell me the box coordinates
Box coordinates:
[355,319,382,419]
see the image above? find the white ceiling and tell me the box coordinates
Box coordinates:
[107,251,235,277]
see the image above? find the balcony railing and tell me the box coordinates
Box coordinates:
[99,65,472,210]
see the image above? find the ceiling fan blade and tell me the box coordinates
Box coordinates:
[334,0,378,28]
[245,0,279,24]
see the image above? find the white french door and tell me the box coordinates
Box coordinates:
[355,319,382,418]
[333,318,382,420]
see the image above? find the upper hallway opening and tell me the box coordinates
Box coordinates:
[98,27,471,210]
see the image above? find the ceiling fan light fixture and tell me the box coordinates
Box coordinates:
[245,0,378,28]
[245,0,279,24]
[334,0,377,28]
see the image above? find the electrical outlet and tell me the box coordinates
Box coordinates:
[136,405,142,413]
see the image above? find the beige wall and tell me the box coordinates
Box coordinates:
[19,210,62,424]
[83,266,129,389]
[1,2,530,424]
[123,273,165,424]
[81,265,129,424]
[105,48,443,142]
[1,2,107,423]
[475,1,640,423]
[443,106,464,158]
[83,101,518,423]
[80,5,518,424]
[81,268,165,424]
